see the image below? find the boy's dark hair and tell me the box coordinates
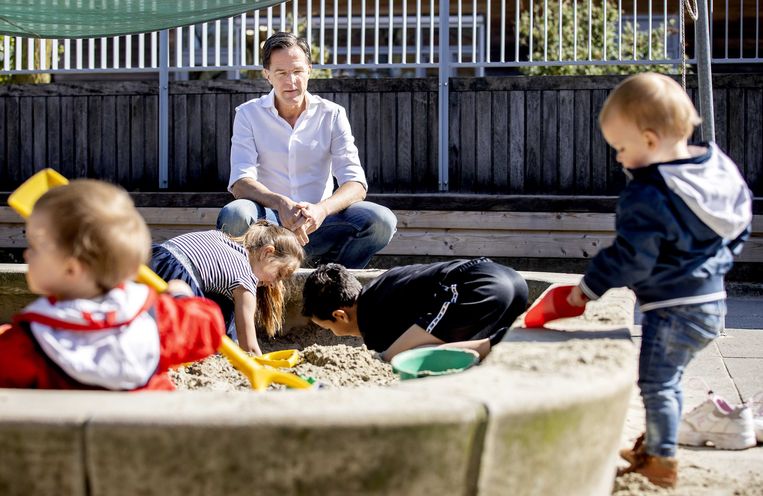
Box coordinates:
[262,32,311,69]
[302,264,362,321]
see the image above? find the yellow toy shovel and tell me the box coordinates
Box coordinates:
[9,169,309,391]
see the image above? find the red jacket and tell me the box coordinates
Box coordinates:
[0,283,224,391]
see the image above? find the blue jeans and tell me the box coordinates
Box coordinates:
[216,199,397,269]
[639,300,726,457]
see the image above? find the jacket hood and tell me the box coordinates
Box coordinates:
[658,143,752,240]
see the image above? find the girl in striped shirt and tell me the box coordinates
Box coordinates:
[150,220,304,355]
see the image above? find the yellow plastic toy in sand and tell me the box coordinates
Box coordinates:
[9,169,308,391]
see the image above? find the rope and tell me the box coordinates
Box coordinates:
[679,0,700,90]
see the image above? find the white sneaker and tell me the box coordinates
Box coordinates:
[678,391,756,450]
[751,392,763,443]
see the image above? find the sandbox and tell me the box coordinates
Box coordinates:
[0,266,636,496]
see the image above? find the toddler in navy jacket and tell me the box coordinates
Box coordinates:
[567,73,752,488]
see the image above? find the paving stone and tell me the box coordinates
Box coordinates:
[724,357,763,400]
[717,330,763,359]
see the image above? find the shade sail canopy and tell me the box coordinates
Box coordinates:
[0,0,286,39]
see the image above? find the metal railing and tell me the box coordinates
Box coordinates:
[2,0,761,76]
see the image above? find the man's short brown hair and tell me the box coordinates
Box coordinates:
[262,32,311,69]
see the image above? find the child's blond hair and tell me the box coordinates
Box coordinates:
[231,220,305,337]
[33,179,151,292]
[599,73,702,140]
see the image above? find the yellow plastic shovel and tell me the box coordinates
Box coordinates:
[9,169,309,391]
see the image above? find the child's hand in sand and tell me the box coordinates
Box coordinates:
[567,286,590,307]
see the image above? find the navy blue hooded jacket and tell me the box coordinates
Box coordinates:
[580,143,753,312]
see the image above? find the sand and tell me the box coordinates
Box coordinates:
[170,325,397,391]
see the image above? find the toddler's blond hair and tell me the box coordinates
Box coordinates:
[33,179,151,292]
[599,73,701,140]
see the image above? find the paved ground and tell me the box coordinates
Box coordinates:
[621,296,763,495]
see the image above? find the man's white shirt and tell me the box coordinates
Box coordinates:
[229,90,368,204]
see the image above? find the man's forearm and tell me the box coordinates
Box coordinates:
[318,181,366,216]
[230,177,289,211]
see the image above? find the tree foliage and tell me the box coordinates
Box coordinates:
[519,0,680,75]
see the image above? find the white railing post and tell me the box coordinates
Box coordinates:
[695,0,715,141]
[438,0,450,191]
[159,30,170,189]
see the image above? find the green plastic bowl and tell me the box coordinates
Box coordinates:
[391,348,480,380]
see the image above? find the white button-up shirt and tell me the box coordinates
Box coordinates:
[228,90,368,204]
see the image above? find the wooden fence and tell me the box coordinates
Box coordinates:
[0,74,761,196]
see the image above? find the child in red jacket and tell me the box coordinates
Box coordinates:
[0,179,225,391]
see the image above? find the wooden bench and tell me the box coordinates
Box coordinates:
[1,193,761,264]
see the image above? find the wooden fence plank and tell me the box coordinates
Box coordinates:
[101,95,117,182]
[396,92,413,193]
[411,91,430,191]
[591,90,608,193]
[491,91,508,191]
[32,98,47,171]
[20,97,34,180]
[508,91,525,193]
[187,94,202,190]
[129,96,144,187]
[558,90,574,194]
[745,89,762,193]
[713,88,728,153]
[448,89,460,191]
[459,91,477,191]
[476,91,492,191]
[395,210,616,231]
[5,97,20,185]
[87,97,103,179]
[728,88,745,172]
[59,96,75,180]
[172,94,188,188]
[200,94,217,186]
[350,92,367,170]
[427,91,438,191]
[574,91,591,194]
[542,90,558,192]
[46,97,61,170]
[74,96,89,178]
[365,92,381,191]
[380,229,614,258]
[525,90,541,192]
[380,91,397,191]
[116,96,131,186]
[144,95,158,188]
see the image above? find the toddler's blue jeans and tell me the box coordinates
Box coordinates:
[639,300,726,457]
[216,198,397,269]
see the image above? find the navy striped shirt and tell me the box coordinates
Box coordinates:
[162,230,258,300]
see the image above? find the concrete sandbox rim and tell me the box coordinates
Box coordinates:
[0,265,636,496]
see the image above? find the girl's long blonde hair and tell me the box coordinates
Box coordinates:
[231,220,305,337]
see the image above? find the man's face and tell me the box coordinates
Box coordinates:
[264,46,311,109]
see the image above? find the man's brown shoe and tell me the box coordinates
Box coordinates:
[617,454,678,489]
